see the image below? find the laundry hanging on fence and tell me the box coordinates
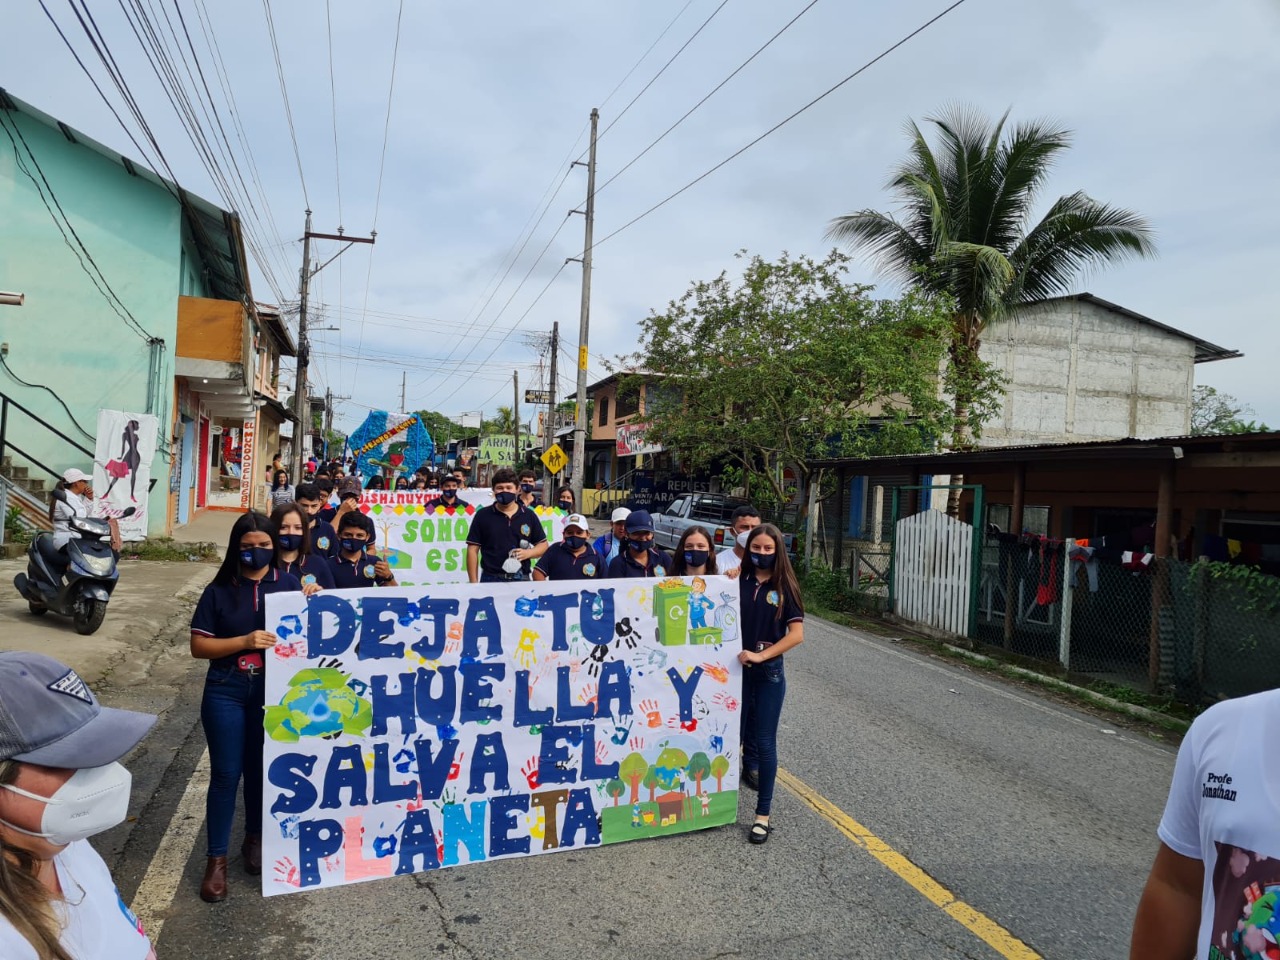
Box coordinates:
[1067,544,1100,593]
[1036,539,1063,606]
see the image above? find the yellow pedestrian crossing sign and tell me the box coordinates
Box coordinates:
[541,443,569,475]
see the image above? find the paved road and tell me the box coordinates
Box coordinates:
[61,565,1179,960]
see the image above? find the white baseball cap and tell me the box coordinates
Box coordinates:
[62,468,92,484]
[611,507,631,523]
[565,514,590,533]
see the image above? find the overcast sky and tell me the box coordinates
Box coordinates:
[7,0,1278,433]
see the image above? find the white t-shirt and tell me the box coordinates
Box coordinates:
[51,491,93,549]
[0,840,155,960]
[716,547,744,576]
[1157,689,1280,960]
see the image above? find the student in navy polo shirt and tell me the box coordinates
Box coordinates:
[328,511,397,588]
[294,481,338,558]
[270,502,335,589]
[736,523,804,846]
[189,511,314,902]
[517,467,540,509]
[605,510,673,578]
[465,467,548,583]
[426,473,468,511]
[534,514,603,581]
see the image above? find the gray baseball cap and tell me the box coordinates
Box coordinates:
[0,652,156,768]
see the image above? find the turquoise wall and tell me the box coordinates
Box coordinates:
[0,110,189,535]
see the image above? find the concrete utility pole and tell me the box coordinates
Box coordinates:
[399,372,406,412]
[291,213,375,482]
[544,320,559,489]
[569,108,598,507]
[323,387,349,460]
[513,370,520,470]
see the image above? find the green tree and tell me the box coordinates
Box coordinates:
[653,747,690,792]
[484,405,517,435]
[628,249,959,507]
[619,752,648,805]
[686,752,712,797]
[642,765,662,803]
[414,410,465,448]
[710,754,730,792]
[828,105,1156,513]
[1191,386,1270,436]
[605,778,626,807]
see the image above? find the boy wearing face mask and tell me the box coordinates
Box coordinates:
[465,468,548,583]
[517,468,540,509]
[294,482,338,558]
[328,512,397,589]
[592,507,630,565]
[606,510,673,579]
[427,474,468,511]
[718,504,761,574]
[533,515,603,581]
[0,652,157,960]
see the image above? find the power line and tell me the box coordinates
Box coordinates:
[590,0,973,253]
[325,0,343,226]
[598,0,823,196]
[349,0,404,393]
[261,0,309,208]
[596,0,699,112]
[595,0,732,144]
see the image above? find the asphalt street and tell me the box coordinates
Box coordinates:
[53,565,1180,960]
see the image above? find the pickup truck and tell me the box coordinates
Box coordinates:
[651,494,752,552]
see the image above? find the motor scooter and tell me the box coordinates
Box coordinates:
[13,491,135,635]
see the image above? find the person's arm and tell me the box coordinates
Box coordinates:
[1129,843,1202,958]
[526,538,549,560]
[740,619,803,665]
[532,565,549,582]
[466,542,480,583]
[190,630,276,660]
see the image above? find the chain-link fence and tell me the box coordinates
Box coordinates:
[974,533,1280,705]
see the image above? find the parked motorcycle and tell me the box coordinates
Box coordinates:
[13,491,135,635]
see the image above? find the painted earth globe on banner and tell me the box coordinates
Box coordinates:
[347,410,434,482]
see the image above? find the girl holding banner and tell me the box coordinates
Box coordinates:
[736,524,805,845]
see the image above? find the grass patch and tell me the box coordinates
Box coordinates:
[121,537,219,563]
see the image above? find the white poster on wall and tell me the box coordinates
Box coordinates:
[93,409,159,541]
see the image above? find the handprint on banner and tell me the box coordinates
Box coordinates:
[447,751,465,781]
[667,715,699,732]
[610,719,632,745]
[578,682,598,712]
[586,643,609,677]
[521,757,540,790]
[639,699,662,728]
[274,857,301,888]
[595,738,610,765]
[393,748,416,775]
[629,735,646,752]
[701,662,730,684]
[445,620,463,654]
[528,806,546,841]
[712,691,740,712]
[515,629,539,669]
[614,616,638,650]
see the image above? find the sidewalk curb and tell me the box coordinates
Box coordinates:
[940,643,1192,734]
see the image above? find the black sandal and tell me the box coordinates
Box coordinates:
[748,822,772,844]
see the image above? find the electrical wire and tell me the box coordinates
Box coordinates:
[0,357,98,442]
[261,0,309,209]
[325,0,343,227]
[597,0,824,196]
[596,0,732,144]
[589,0,973,253]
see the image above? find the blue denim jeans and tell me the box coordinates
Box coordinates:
[741,659,786,817]
[200,665,265,857]
[480,571,529,583]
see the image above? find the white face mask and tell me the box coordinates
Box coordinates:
[0,762,132,845]
[736,531,750,549]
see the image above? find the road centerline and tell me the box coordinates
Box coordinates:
[777,766,1041,960]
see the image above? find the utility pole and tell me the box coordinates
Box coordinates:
[291,213,375,482]
[569,108,598,507]
[399,372,406,412]
[323,387,350,460]
[544,320,559,489]
[513,370,520,470]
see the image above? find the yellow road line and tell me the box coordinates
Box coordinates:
[776,768,1041,960]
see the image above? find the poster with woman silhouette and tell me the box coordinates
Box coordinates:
[93,409,158,541]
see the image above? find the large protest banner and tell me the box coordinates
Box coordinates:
[261,576,743,895]
[356,491,567,586]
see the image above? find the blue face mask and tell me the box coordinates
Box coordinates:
[239,546,273,570]
[494,491,517,505]
[520,483,534,493]
[441,489,457,499]
[339,537,365,554]
[277,534,302,552]
[750,551,776,570]
[683,549,709,568]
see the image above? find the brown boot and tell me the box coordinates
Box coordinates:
[241,834,262,876]
[200,856,228,903]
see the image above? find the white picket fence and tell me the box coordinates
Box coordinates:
[893,509,974,637]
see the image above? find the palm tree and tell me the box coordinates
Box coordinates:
[487,405,516,435]
[827,105,1156,514]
